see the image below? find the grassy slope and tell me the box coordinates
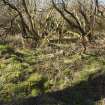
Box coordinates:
[0,40,105,105]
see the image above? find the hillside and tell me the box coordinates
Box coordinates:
[0,0,105,105]
[0,31,105,105]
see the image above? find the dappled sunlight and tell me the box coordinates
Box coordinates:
[0,0,105,105]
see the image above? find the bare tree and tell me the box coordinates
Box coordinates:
[2,0,40,48]
[51,0,99,53]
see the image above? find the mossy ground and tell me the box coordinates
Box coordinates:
[0,43,105,105]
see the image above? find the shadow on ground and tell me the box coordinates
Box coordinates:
[5,70,105,105]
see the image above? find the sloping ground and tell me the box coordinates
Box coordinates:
[21,52,105,105]
[0,45,48,104]
[0,32,105,105]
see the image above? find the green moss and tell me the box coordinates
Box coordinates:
[64,53,81,64]
[0,46,48,103]
[27,73,43,82]
[0,45,9,50]
[0,73,47,103]
[0,45,14,57]
[1,43,105,105]
[73,55,105,84]
[31,89,40,96]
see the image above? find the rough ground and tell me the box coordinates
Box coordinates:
[0,32,105,105]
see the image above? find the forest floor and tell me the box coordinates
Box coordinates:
[0,32,105,105]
